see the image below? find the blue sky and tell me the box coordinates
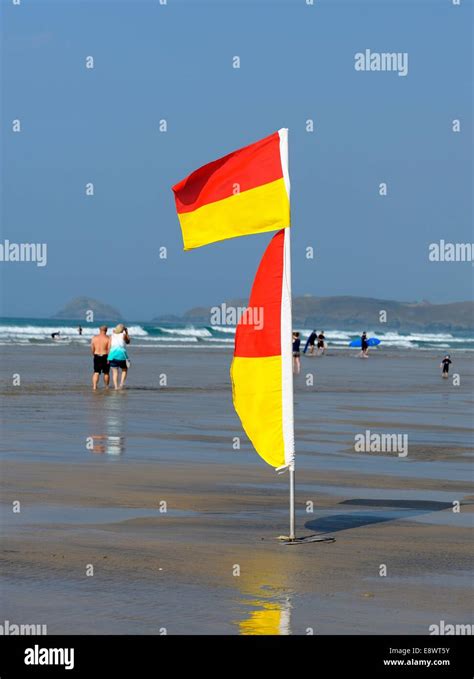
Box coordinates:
[1,0,472,319]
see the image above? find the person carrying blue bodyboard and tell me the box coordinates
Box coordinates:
[304,330,317,354]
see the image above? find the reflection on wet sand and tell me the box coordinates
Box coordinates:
[232,550,295,635]
[89,434,125,455]
[239,598,291,635]
[88,393,126,455]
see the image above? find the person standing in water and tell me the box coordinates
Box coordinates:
[108,324,131,390]
[317,330,326,355]
[304,330,317,354]
[292,331,301,374]
[360,331,369,358]
[440,354,452,379]
[91,325,111,390]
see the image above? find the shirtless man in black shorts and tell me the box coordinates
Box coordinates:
[91,326,111,390]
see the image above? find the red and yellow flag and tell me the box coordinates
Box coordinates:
[172,129,290,250]
[172,130,294,471]
[231,228,294,469]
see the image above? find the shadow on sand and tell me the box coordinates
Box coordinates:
[304,499,453,534]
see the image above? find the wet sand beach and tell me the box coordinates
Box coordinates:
[1,346,473,634]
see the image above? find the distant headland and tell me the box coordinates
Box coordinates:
[50,295,473,331]
[154,296,474,332]
[52,297,123,322]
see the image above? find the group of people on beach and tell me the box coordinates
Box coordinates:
[291,329,452,378]
[91,324,131,390]
[292,329,367,374]
[292,330,369,374]
[88,323,452,385]
[304,330,327,355]
[291,330,325,374]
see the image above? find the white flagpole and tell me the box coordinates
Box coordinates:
[278,129,295,542]
[284,226,295,541]
[283,219,334,545]
[289,466,295,540]
[281,130,333,546]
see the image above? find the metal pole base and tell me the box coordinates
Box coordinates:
[277,534,336,546]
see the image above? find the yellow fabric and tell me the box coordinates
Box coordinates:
[239,606,282,635]
[178,178,290,250]
[230,355,284,468]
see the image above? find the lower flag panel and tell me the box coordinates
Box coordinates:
[230,355,285,468]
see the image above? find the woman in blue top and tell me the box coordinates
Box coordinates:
[108,324,130,390]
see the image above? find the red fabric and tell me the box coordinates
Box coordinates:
[234,230,284,358]
[172,132,283,214]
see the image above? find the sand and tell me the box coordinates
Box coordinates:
[1,345,473,634]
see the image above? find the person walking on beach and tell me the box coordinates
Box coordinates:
[292,331,301,374]
[304,330,317,354]
[360,331,369,358]
[108,324,131,390]
[440,354,452,379]
[317,330,326,355]
[91,325,111,390]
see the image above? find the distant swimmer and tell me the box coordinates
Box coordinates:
[317,331,326,355]
[304,330,317,355]
[440,354,452,379]
[78,326,83,336]
[292,331,301,374]
[91,325,111,390]
[51,331,60,340]
[360,331,369,358]
[108,324,131,390]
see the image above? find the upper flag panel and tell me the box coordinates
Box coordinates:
[172,130,290,250]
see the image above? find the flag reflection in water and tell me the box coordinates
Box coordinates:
[238,598,291,635]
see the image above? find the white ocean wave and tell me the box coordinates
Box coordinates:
[154,336,198,343]
[377,340,416,348]
[0,324,148,338]
[378,331,455,342]
[299,329,353,340]
[407,336,471,343]
[132,343,231,349]
[208,325,236,334]
[0,320,472,349]
[124,335,198,343]
[158,326,212,338]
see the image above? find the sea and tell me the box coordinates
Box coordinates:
[0,317,473,351]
